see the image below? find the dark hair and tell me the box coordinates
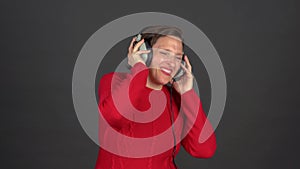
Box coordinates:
[140,25,184,48]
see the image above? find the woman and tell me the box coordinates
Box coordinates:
[95,25,217,169]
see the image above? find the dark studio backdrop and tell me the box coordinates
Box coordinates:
[1,0,299,169]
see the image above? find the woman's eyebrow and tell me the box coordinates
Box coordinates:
[157,48,184,55]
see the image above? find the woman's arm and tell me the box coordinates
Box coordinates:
[98,62,149,129]
[180,89,217,158]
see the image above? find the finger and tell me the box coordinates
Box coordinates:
[172,81,182,93]
[180,63,189,72]
[184,55,192,72]
[133,39,145,53]
[134,50,151,55]
[180,63,194,79]
[169,78,175,84]
[128,37,137,52]
[180,62,193,76]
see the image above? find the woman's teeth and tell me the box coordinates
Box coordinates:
[161,68,172,75]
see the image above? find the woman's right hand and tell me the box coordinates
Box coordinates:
[127,37,151,67]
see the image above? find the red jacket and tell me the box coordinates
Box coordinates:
[95,63,217,169]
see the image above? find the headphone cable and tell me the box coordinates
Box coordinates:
[168,80,178,169]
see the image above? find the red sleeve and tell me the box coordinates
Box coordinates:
[98,63,149,129]
[180,89,217,158]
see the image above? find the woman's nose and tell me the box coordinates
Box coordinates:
[163,57,176,67]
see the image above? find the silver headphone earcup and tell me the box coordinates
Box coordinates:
[173,60,186,81]
[145,49,153,67]
[173,68,184,81]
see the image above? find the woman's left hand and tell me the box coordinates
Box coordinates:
[173,55,194,94]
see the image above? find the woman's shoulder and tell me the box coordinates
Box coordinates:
[100,71,129,83]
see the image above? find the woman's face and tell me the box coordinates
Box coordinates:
[147,35,183,88]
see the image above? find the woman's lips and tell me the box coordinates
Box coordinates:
[160,67,172,76]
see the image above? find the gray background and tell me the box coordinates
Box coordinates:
[1,0,299,169]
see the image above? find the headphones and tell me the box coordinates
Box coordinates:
[134,34,186,81]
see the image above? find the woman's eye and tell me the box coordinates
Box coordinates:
[176,57,182,61]
[160,51,168,55]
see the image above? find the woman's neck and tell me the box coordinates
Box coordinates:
[146,76,163,90]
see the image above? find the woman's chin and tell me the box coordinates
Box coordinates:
[160,77,172,85]
[149,70,173,86]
